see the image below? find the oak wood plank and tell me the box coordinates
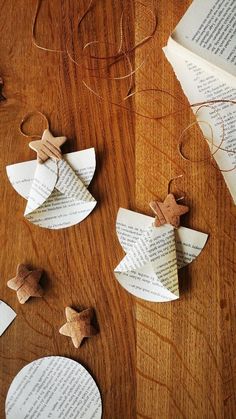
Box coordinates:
[0,1,136,418]
[135,1,236,418]
[0,1,235,418]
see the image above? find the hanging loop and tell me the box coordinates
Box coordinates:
[19,111,49,138]
[168,175,185,201]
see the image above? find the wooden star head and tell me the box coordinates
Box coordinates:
[7,264,43,304]
[150,193,189,228]
[29,129,67,164]
[59,307,98,348]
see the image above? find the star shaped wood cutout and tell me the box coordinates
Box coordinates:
[7,264,43,304]
[59,307,98,348]
[29,129,67,164]
[150,193,189,228]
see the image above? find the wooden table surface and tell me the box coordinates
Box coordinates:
[0,1,236,418]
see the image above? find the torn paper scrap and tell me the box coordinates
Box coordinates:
[6,356,102,419]
[114,208,208,302]
[6,148,97,229]
[0,301,16,336]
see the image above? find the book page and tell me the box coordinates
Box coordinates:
[163,44,236,203]
[0,301,16,336]
[6,149,97,229]
[24,158,58,215]
[6,356,102,419]
[114,208,208,302]
[56,159,93,201]
[172,0,236,78]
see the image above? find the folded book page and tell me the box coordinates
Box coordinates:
[114,208,208,302]
[171,0,236,83]
[163,0,236,203]
[6,149,97,229]
[0,301,16,336]
[6,356,102,419]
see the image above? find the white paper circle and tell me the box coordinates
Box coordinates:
[6,356,102,419]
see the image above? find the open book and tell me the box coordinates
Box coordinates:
[163,0,236,203]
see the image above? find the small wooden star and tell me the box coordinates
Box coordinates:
[29,128,67,164]
[7,264,43,304]
[0,77,6,101]
[59,307,98,348]
[150,193,189,228]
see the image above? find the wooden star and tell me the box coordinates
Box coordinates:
[0,77,6,101]
[149,193,189,228]
[7,264,43,304]
[29,129,67,164]
[59,307,98,348]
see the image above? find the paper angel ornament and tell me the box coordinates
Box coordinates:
[114,207,208,302]
[6,115,97,229]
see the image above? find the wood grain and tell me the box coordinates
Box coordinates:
[0,1,235,418]
[135,1,236,418]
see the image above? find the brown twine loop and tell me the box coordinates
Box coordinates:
[83,2,157,63]
[32,0,157,85]
[32,0,95,56]
[149,175,189,228]
[168,175,185,201]
[81,2,157,98]
[178,103,236,172]
[32,0,65,53]
[178,120,214,164]
[82,41,135,101]
[19,111,49,138]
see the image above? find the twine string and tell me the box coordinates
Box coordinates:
[19,111,49,138]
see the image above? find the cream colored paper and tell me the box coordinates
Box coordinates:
[114,208,208,302]
[163,0,236,203]
[0,301,16,336]
[171,0,236,82]
[6,149,97,229]
[6,356,102,419]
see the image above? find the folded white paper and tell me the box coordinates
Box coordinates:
[114,208,208,302]
[6,149,97,229]
[0,301,16,336]
[6,356,102,419]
